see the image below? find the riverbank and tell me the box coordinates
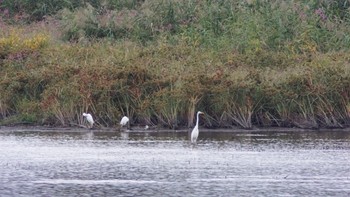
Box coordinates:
[1,1,350,129]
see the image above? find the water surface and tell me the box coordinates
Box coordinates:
[0,129,349,196]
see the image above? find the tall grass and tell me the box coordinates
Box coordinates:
[1,0,350,129]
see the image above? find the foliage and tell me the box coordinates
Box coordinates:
[1,1,350,129]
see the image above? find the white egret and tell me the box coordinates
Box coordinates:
[191,111,204,143]
[120,116,129,127]
[82,113,94,129]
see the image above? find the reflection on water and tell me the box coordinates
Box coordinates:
[0,129,350,196]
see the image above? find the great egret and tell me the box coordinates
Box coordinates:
[82,113,94,129]
[120,116,129,127]
[191,111,204,143]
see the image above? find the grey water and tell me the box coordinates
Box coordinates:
[0,129,350,197]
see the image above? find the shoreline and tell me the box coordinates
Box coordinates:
[1,125,350,133]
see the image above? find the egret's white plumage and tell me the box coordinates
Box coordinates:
[120,116,129,127]
[83,113,94,128]
[191,111,204,143]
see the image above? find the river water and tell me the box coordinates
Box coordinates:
[0,129,349,196]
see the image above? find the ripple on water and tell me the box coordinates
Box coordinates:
[0,130,350,196]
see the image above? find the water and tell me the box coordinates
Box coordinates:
[0,129,350,196]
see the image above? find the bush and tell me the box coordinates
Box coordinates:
[0,28,49,58]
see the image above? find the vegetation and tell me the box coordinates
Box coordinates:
[1,0,350,129]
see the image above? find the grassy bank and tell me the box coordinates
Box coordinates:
[1,0,350,129]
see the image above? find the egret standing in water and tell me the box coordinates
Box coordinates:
[82,113,94,129]
[191,111,204,143]
[120,116,129,128]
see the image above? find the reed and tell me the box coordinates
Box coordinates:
[1,0,350,129]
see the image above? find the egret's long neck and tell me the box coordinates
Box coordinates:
[196,112,200,127]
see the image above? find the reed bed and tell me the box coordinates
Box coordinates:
[1,0,350,129]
